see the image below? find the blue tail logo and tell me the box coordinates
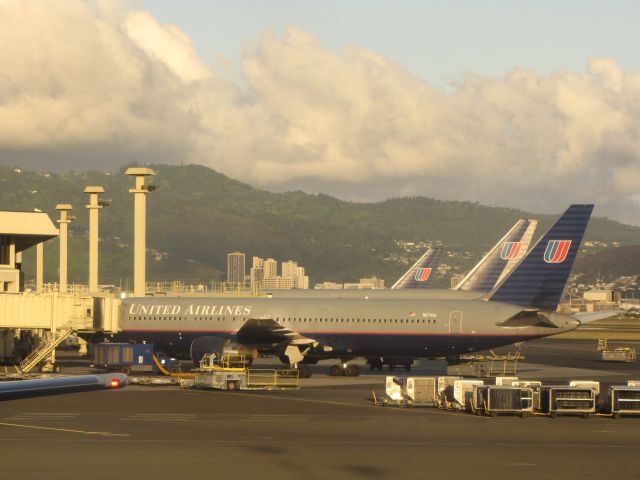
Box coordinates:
[488,204,593,311]
[544,240,572,263]
[500,241,522,260]
[414,268,432,282]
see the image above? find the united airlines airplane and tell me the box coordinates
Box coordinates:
[104,205,593,378]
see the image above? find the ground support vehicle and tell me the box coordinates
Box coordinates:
[472,385,534,417]
[609,386,640,418]
[539,386,596,418]
[446,351,522,377]
[192,353,299,391]
[90,343,180,375]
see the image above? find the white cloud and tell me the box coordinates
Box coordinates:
[1,1,640,223]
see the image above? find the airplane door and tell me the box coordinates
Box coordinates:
[449,311,463,333]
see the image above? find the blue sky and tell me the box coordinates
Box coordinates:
[144,0,640,88]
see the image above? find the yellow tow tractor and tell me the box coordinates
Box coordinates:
[191,353,299,391]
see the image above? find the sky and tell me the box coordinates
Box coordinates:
[1,0,640,224]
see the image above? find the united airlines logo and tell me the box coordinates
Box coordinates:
[500,241,522,260]
[414,267,432,282]
[544,240,572,264]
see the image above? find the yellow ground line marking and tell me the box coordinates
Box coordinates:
[0,422,130,437]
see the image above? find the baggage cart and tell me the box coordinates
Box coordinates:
[472,385,534,417]
[602,348,636,363]
[452,379,484,410]
[406,377,438,407]
[609,386,640,418]
[540,386,596,418]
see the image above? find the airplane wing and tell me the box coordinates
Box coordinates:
[236,318,318,346]
[391,248,443,289]
[455,219,537,292]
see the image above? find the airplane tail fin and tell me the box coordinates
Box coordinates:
[455,219,537,292]
[488,204,594,311]
[391,248,443,289]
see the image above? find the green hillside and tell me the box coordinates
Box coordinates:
[1,164,639,288]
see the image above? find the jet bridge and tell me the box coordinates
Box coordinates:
[0,292,121,373]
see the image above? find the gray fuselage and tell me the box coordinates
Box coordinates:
[113,296,579,359]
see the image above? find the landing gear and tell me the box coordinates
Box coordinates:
[367,357,383,371]
[296,364,312,379]
[329,363,360,377]
[344,364,360,377]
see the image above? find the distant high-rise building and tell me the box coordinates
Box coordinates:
[263,258,278,278]
[250,267,264,290]
[282,260,298,278]
[227,251,246,284]
[294,275,309,289]
[252,256,264,269]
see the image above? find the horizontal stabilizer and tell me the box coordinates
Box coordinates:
[572,310,623,323]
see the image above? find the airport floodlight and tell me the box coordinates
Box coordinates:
[125,167,156,177]
[84,186,105,194]
[125,168,156,297]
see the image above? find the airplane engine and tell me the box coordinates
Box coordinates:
[190,336,257,364]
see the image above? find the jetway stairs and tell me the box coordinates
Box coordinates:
[17,320,76,374]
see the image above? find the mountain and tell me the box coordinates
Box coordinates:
[1,164,639,288]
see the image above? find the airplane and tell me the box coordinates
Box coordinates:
[107,205,593,379]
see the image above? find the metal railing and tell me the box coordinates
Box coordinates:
[17,321,76,374]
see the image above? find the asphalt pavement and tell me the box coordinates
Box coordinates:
[1,338,639,480]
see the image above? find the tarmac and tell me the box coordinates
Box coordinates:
[1,338,640,480]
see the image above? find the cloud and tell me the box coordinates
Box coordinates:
[1,1,640,223]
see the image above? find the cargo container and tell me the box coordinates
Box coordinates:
[540,386,596,418]
[628,380,640,387]
[609,386,640,418]
[406,377,438,406]
[472,385,534,417]
[437,376,462,404]
[483,377,518,387]
[385,376,406,402]
[569,380,600,395]
[452,379,484,410]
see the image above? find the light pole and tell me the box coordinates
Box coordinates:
[125,168,156,297]
[55,204,74,293]
[84,186,108,294]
